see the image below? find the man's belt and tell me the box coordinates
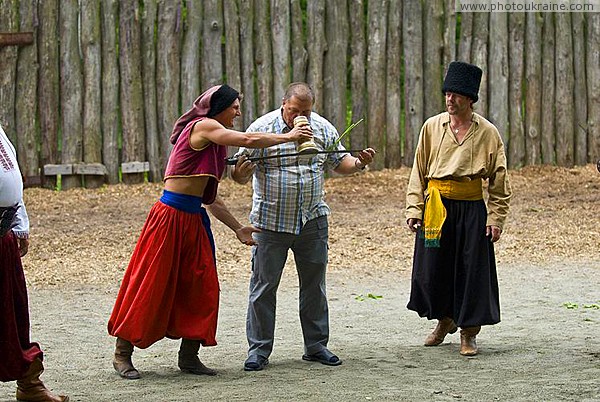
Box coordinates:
[0,205,19,237]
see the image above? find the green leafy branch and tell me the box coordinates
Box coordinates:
[355,293,384,302]
[327,118,364,151]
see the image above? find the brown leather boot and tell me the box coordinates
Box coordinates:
[16,358,69,402]
[424,317,458,346]
[178,339,216,376]
[113,337,140,379]
[460,326,481,356]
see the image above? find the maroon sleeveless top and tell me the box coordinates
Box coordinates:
[163,117,227,205]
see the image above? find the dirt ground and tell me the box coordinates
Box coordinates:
[1,164,599,401]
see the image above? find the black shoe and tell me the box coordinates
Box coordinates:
[244,355,269,371]
[302,349,342,366]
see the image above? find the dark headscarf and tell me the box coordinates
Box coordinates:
[169,84,240,144]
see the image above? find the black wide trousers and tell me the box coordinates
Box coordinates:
[407,198,501,327]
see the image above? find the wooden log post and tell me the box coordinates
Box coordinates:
[101,0,120,184]
[38,0,60,189]
[272,0,291,108]
[141,0,160,183]
[366,0,388,171]
[386,0,402,168]
[403,0,423,165]
[541,13,556,164]
[525,12,542,165]
[306,0,325,113]
[0,0,21,146]
[156,1,182,175]
[119,0,146,185]
[81,0,104,188]
[324,0,349,135]
[239,0,256,129]
[349,0,367,152]
[587,13,600,163]
[508,13,526,169]
[555,12,575,167]
[60,0,84,190]
[254,0,273,114]
[290,0,307,83]
[16,2,40,187]
[572,12,588,166]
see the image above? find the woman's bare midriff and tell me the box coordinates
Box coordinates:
[164,176,209,198]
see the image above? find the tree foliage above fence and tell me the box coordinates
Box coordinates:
[0,0,598,189]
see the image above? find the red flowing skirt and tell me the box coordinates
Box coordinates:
[0,232,43,382]
[107,201,219,349]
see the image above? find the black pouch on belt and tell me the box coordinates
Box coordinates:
[0,205,19,238]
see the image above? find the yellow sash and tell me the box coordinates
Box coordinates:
[424,178,483,248]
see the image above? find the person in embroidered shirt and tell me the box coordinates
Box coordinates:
[405,61,512,356]
[107,84,312,379]
[0,123,69,402]
[230,82,376,371]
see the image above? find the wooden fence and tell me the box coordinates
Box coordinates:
[0,0,598,189]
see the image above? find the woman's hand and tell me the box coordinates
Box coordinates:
[235,226,261,246]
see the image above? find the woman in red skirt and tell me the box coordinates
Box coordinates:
[107,84,312,379]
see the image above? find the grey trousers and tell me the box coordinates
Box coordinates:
[246,216,329,358]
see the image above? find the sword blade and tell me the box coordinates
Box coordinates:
[225,149,367,165]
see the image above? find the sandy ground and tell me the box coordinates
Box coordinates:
[0,165,599,401]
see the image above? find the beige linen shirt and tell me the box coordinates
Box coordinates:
[405,112,512,229]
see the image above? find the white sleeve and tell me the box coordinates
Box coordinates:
[12,199,29,239]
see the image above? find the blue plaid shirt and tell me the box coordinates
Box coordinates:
[235,109,348,234]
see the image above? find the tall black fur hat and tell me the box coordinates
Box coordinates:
[442,61,483,103]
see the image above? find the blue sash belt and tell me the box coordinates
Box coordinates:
[160,190,216,260]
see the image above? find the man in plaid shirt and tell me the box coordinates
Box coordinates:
[232,82,376,371]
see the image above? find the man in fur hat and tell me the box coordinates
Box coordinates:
[405,61,512,356]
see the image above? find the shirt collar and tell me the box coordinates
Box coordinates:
[442,111,480,127]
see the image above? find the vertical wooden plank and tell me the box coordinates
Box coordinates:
[224,0,242,163]
[471,12,489,116]
[0,0,18,144]
[488,13,509,145]
[290,0,307,82]
[37,0,60,188]
[181,0,202,109]
[224,0,242,101]
[443,0,457,68]
[508,12,525,168]
[239,0,256,127]
[81,0,104,188]
[349,0,367,151]
[424,0,444,117]
[386,0,402,168]
[119,0,146,184]
[271,0,291,103]
[366,0,387,170]
[525,12,542,165]
[202,0,223,89]
[156,0,182,171]
[141,0,160,182]
[587,13,600,163]
[324,0,348,133]
[457,11,473,63]
[101,0,120,184]
[16,0,39,179]
[541,13,555,164]
[403,0,423,165]
[306,0,325,112]
[254,0,273,114]
[555,12,575,167]
[60,0,83,189]
[572,12,588,166]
